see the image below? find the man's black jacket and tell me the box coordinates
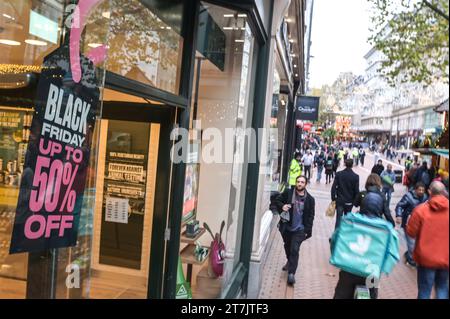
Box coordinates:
[371,164,384,176]
[275,188,315,238]
[331,168,360,206]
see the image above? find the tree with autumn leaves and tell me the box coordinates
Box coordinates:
[368,0,449,87]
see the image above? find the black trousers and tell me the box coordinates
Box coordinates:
[333,271,378,299]
[335,203,353,230]
[281,228,306,275]
[304,165,311,180]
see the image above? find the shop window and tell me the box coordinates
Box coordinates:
[84,0,184,95]
[177,2,256,299]
[0,0,112,299]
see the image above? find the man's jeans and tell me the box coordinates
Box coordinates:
[403,228,416,262]
[417,267,449,299]
[316,167,323,182]
[304,165,311,180]
[335,204,354,230]
[282,229,306,275]
[382,187,393,208]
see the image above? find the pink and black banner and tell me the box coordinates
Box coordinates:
[9,44,99,253]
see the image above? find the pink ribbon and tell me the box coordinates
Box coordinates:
[69,0,108,83]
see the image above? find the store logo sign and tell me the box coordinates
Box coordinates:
[295,96,320,121]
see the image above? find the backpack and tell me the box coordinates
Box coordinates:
[330,213,399,279]
[421,170,431,186]
[325,159,333,170]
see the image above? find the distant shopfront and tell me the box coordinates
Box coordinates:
[0,0,274,299]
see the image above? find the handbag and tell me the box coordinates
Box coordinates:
[203,221,225,277]
[326,201,336,217]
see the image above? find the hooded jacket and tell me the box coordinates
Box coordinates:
[356,186,395,227]
[407,195,449,269]
[395,191,428,228]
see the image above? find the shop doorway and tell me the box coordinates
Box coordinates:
[89,89,174,299]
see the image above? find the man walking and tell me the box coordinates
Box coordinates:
[331,159,360,230]
[315,151,326,183]
[407,181,449,299]
[276,175,315,286]
[359,148,366,166]
[302,151,314,181]
[381,164,396,208]
[395,182,428,267]
[288,152,302,189]
[371,159,385,176]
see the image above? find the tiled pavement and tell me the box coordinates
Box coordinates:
[259,152,419,299]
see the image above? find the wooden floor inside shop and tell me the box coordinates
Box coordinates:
[0,277,26,299]
[89,269,148,299]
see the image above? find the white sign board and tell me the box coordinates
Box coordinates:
[105,197,129,224]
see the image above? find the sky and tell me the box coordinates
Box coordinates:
[308,0,373,89]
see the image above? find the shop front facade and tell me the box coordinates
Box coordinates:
[0,0,292,299]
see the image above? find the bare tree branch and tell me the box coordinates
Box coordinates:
[423,0,449,21]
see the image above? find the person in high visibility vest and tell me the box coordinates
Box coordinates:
[289,153,302,188]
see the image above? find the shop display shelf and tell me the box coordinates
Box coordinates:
[180,243,209,266]
[180,227,205,244]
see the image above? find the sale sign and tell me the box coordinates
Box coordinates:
[9,44,100,253]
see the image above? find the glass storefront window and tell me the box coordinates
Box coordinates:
[84,0,184,94]
[178,2,256,299]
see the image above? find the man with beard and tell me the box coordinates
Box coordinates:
[276,175,315,286]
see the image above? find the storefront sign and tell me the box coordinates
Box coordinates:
[9,45,100,253]
[103,152,146,217]
[295,96,320,121]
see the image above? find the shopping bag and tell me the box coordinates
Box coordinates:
[326,201,336,217]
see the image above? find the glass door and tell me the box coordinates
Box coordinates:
[88,90,173,299]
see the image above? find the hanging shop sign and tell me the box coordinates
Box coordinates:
[9,44,100,254]
[295,96,320,122]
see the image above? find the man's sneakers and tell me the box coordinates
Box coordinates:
[282,262,288,271]
[405,258,417,268]
[404,252,417,268]
[287,273,296,286]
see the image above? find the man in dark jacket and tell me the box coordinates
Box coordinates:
[414,161,431,190]
[276,175,315,286]
[331,159,360,230]
[395,182,428,267]
[371,159,385,176]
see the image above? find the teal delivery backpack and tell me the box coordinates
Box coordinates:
[330,212,400,279]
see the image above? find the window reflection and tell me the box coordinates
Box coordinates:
[84,0,184,94]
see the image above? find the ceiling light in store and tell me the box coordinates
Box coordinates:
[290,53,296,57]
[241,28,246,30]
[235,39,245,43]
[295,74,299,77]
[2,13,15,20]
[25,39,47,46]
[294,64,297,68]
[102,11,111,19]
[289,39,294,43]
[223,27,233,30]
[223,14,234,18]
[166,26,172,30]
[285,18,292,23]
[0,39,20,46]
[238,14,247,18]
[88,43,104,48]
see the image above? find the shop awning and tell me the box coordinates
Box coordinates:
[434,99,449,113]
[431,148,449,159]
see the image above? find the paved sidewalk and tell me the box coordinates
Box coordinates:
[259,152,418,299]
